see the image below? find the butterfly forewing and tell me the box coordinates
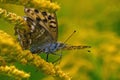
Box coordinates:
[24,16,54,53]
[24,8,58,42]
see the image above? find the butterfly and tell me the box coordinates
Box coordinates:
[14,8,91,62]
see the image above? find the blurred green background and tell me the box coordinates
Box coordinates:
[0,0,120,80]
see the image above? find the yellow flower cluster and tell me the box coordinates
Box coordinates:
[0,8,29,35]
[30,0,60,11]
[0,0,60,11]
[0,30,26,64]
[0,8,26,25]
[0,65,30,79]
[0,30,71,80]
[54,66,72,80]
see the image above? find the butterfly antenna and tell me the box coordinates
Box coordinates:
[63,30,91,52]
[63,30,76,44]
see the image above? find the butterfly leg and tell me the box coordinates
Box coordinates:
[46,53,49,62]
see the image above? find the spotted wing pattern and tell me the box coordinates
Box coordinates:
[24,8,58,42]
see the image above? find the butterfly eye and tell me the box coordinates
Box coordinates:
[34,9,39,13]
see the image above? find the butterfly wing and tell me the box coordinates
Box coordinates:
[23,16,54,53]
[23,8,59,53]
[39,11,58,42]
[24,8,58,42]
[47,12,58,42]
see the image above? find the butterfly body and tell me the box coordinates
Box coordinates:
[30,42,65,53]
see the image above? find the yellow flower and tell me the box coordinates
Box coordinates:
[0,8,26,26]
[54,66,72,80]
[0,30,71,80]
[0,65,30,79]
[30,0,60,11]
[0,0,60,11]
